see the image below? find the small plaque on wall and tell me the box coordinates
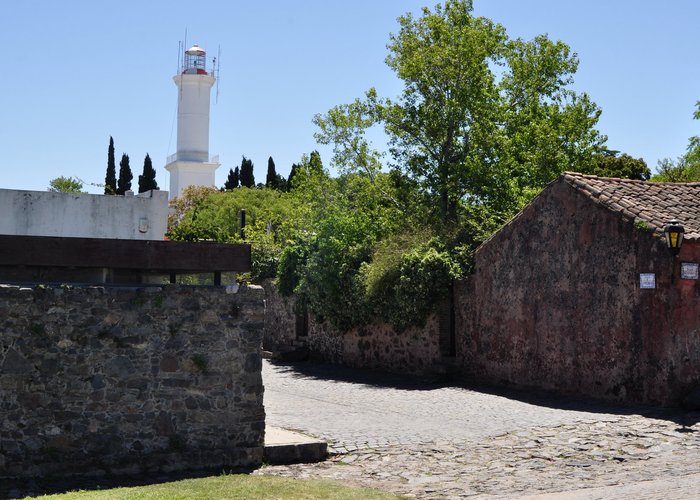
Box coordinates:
[640,273,656,289]
[681,262,699,280]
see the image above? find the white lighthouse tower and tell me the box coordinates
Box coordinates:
[165,44,220,198]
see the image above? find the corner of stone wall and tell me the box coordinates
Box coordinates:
[0,283,266,483]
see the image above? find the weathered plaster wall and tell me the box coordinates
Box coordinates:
[0,188,168,240]
[456,179,700,405]
[263,281,442,375]
[0,284,265,481]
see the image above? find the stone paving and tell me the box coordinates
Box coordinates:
[257,360,700,499]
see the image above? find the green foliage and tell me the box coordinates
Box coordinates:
[287,163,300,189]
[105,136,117,195]
[224,166,240,190]
[167,185,304,282]
[48,176,85,193]
[634,220,653,232]
[116,153,132,195]
[265,156,278,189]
[277,239,310,296]
[315,0,605,226]
[239,156,255,188]
[652,101,700,182]
[360,230,466,331]
[166,1,609,333]
[138,153,158,192]
[587,151,650,180]
[653,157,700,182]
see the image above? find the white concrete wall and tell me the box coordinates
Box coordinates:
[0,189,169,240]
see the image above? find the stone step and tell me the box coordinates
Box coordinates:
[264,427,328,465]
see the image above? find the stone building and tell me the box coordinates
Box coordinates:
[456,172,700,405]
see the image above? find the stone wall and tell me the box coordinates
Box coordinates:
[306,315,443,375]
[263,281,442,375]
[455,178,700,406]
[262,280,298,354]
[0,283,265,481]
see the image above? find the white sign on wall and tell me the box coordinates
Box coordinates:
[681,262,699,280]
[639,273,656,289]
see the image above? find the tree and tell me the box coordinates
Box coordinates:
[48,176,85,193]
[266,156,279,189]
[288,163,300,189]
[116,153,133,195]
[315,0,605,225]
[588,151,650,180]
[224,167,240,190]
[308,150,324,174]
[105,136,117,195]
[240,156,255,188]
[653,101,700,182]
[138,153,158,193]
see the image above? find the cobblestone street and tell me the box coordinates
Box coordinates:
[258,360,700,499]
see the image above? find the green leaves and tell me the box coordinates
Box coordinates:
[48,176,85,193]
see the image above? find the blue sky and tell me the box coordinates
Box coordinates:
[2,1,699,194]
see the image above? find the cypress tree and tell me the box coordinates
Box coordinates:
[287,163,300,189]
[266,156,278,189]
[239,156,255,188]
[138,153,158,193]
[116,153,133,195]
[105,136,117,195]
[224,167,240,190]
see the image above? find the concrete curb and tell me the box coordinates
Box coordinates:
[264,427,328,465]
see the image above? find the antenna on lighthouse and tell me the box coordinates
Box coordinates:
[215,45,221,104]
[183,27,188,67]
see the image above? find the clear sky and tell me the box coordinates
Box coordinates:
[2,1,699,194]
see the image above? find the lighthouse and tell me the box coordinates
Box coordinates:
[165,44,220,198]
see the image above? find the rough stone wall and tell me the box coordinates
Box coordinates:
[306,315,442,375]
[263,281,442,375]
[0,284,265,481]
[456,178,700,405]
[262,279,298,353]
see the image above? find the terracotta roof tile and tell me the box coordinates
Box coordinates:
[562,172,700,241]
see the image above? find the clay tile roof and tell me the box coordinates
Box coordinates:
[562,172,700,240]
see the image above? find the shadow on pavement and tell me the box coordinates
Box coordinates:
[267,360,700,430]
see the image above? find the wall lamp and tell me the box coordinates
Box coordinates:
[664,219,684,283]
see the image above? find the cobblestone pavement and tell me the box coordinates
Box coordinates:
[257,360,700,499]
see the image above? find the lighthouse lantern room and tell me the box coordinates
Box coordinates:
[165,43,220,198]
[183,44,208,75]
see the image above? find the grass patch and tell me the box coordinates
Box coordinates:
[37,474,400,499]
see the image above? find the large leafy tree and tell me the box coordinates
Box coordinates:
[116,153,133,195]
[315,0,605,225]
[239,156,255,188]
[105,136,117,195]
[138,153,159,192]
[588,151,650,180]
